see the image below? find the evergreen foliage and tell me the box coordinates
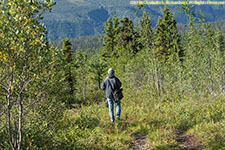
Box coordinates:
[62,38,76,106]
[102,11,120,61]
[139,12,153,51]
[116,17,141,56]
[154,6,183,60]
[75,48,88,102]
[102,17,115,59]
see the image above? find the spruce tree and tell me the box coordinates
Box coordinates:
[88,54,107,89]
[112,11,120,58]
[153,7,184,96]
[155,6,183,61]
[75,48,88,102]
[102,17,114,59]
[214,29,225,54]
[139,12,153,51]
[102,11,120,60]
[62,38,75,106]
[116,17,140,56]
[113,11,119,34]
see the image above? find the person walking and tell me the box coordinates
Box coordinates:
[101,68,122,122]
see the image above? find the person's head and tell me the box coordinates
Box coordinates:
[108,68,115,78]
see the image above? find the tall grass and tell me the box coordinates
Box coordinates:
[50,90,224,149]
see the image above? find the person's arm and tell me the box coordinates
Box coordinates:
[100,78,106,90]
[116,77,122,88]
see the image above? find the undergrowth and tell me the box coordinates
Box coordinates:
[51,91,225,150]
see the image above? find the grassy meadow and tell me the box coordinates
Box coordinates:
[51,91,225,150]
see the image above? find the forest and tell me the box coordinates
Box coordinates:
[0,0,224,150]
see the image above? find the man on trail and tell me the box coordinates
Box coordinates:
[101,68,122,122]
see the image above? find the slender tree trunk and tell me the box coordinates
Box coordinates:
[0,98,2,116]
[98,73,101,89]
[208,54,214,94]
[68,66,74,96]
[155,64,161,96]
[81,76,86,101]
[7,85,14,150]
[222,72,225,92]
[179,67,184,98]
[17,94,22,150]
[7,102,13,149]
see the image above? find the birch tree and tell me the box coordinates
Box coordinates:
[0,0,55,149]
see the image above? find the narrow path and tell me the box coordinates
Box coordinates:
[175,130,203,150]
[129,130,203,150]
[129,134,149,150]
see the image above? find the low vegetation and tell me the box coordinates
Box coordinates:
[53,95,224,150]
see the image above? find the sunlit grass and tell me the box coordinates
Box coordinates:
[53,92,225,149]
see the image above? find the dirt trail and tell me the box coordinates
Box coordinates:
[129,134,149,150]
[175,130,203,150]
[129,131,203,150]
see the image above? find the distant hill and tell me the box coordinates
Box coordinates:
[43,0,225,41]
[51,35,103,53]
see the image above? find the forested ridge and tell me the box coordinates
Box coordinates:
[52,19,225,54]
[43,0,225,40]
[0,1,224,150]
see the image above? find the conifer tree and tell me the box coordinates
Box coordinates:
[75,49,88,102]
[88,54,107,89]
[155,7,183,60]
[102,18,114,59]
[139,12,153,51]
[116,17,140,56]
[102,11,119,60]
[113,11,120,34]
[214,29,225,54]
[62,38,75,106]
[151,7,183,96]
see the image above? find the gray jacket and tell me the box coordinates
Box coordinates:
[101,76,122,99]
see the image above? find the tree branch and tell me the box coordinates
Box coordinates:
[0,108,7,118]
[0,92,7,96]
[0,143,5,149]
[24,97,43,115]
[18,79,32,95]
[0,73,8,92]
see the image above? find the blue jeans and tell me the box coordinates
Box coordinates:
[107,98,121,122]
